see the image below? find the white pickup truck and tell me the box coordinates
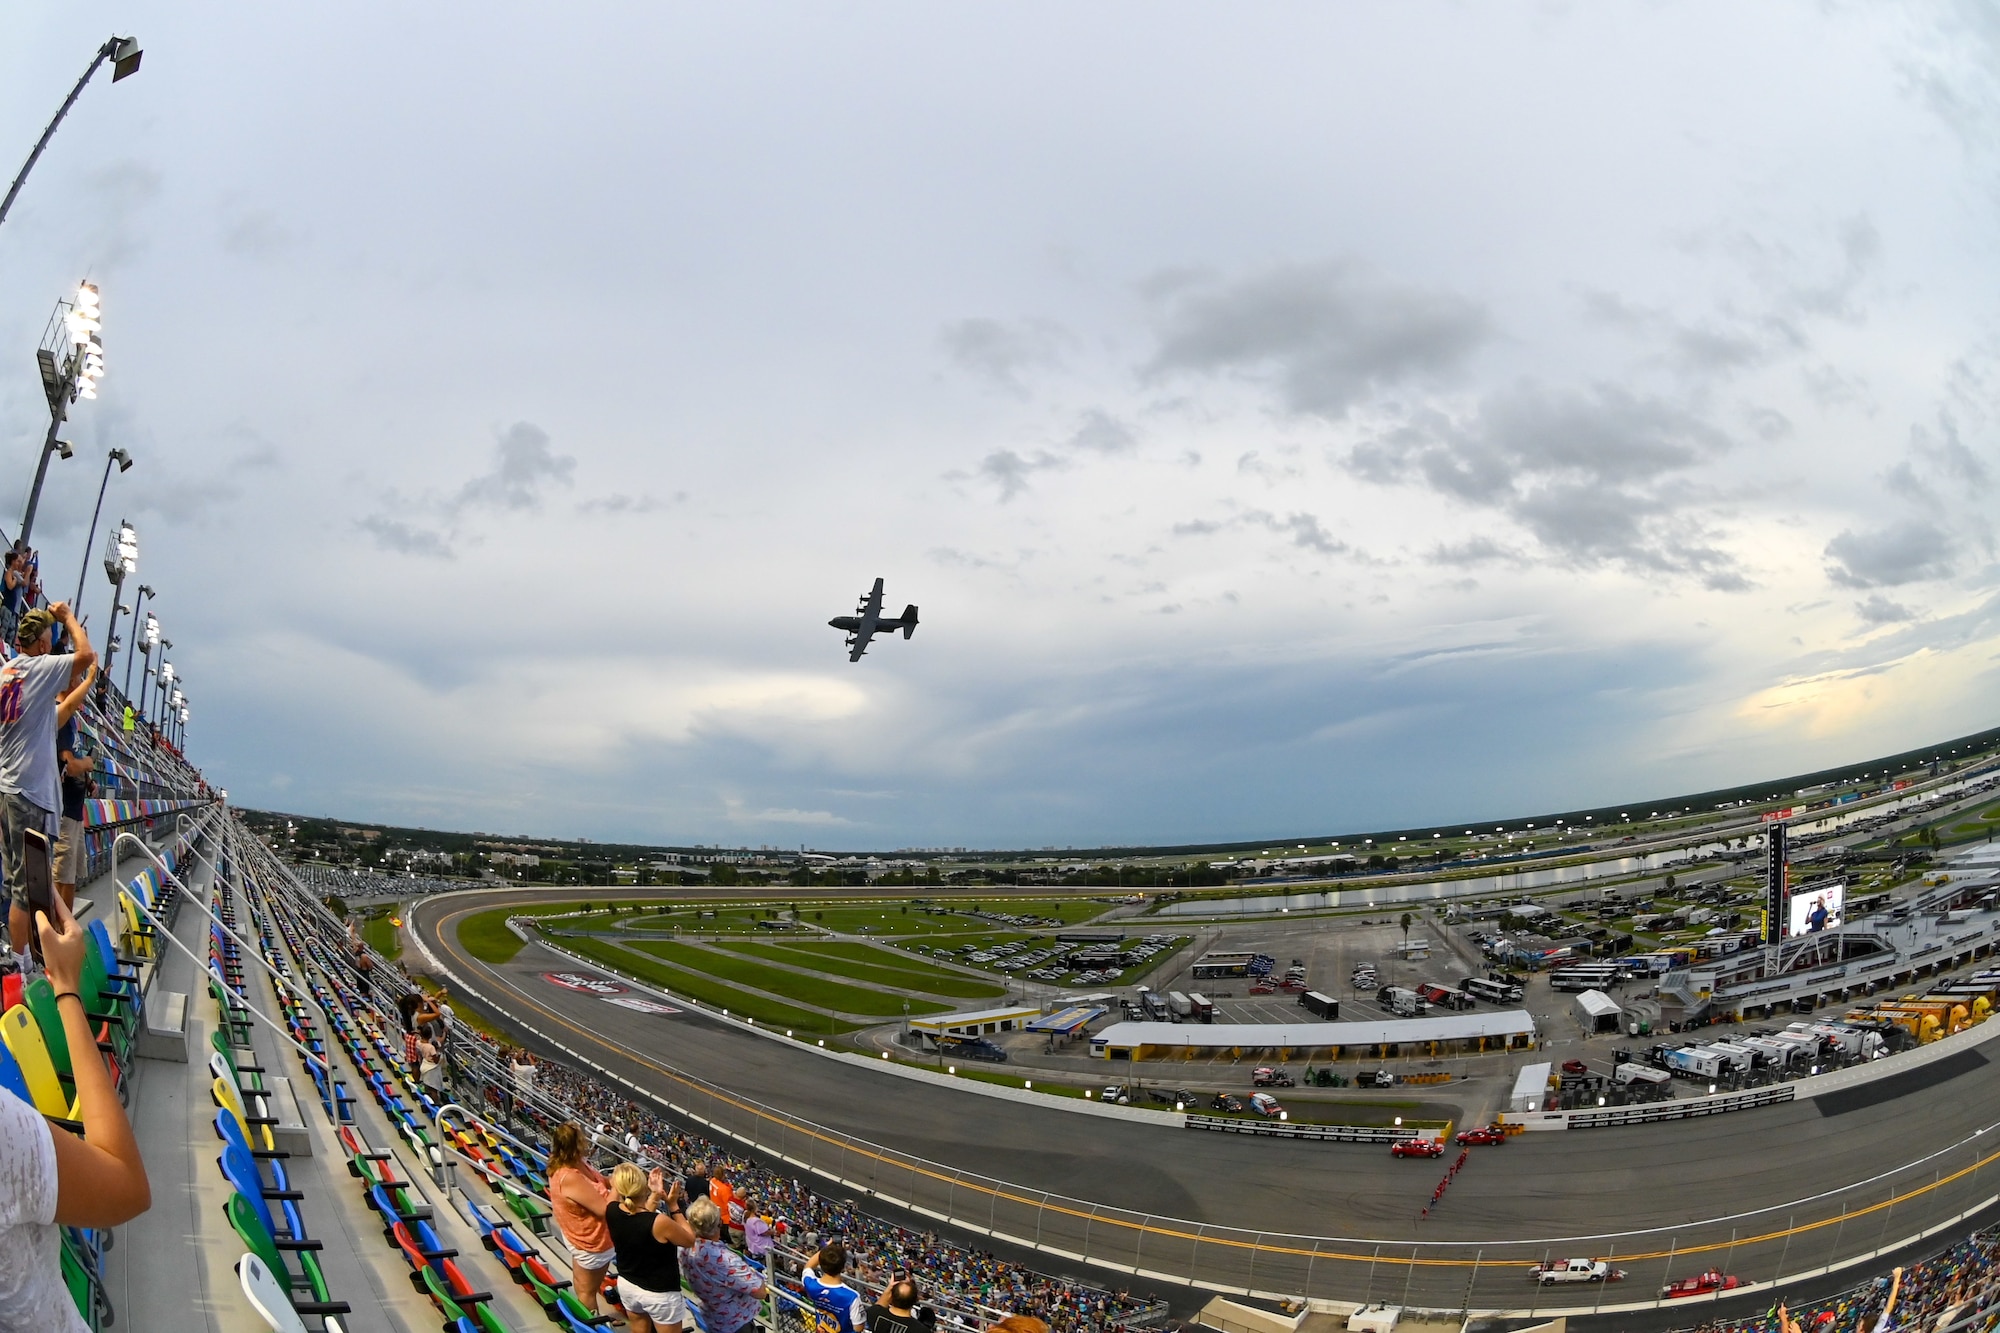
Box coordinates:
[1530,1258,1624,1285]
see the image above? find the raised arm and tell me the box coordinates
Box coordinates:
[41,894,150,1227]
[51,602,93,688]
[56,661,96,727]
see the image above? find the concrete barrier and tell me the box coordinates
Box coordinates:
[1186,1115,1415,1143]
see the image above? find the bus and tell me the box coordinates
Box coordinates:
[1549,963,1621,993]
[1191,951,1262,979]
[1465,976,1523,1004]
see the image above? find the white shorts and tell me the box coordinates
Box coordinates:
[618,1279,689,1324]
[571,1245,618,1272]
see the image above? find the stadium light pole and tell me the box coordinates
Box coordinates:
[0,37,142,235]
[100,520,136,678]
[23,282,111,548]
[74,449,132,608]
[131,609,157,709]
[120,583,151,698]
[148,651,172,729]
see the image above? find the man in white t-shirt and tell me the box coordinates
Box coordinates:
[1,603,92,971]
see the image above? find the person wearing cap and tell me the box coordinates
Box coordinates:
[2,603,93,972]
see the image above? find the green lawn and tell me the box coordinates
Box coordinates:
[359,909,402,961]
[557,936,860,1034]
[625,940,952,1017]
[717,939,1008,1000]
[458,907,531,964]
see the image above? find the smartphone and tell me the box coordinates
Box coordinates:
[22,829,53,963]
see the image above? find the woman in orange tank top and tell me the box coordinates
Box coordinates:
[546,1122,618,1312]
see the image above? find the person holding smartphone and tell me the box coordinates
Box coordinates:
[0,891,151,1329]
[1,604,92,974]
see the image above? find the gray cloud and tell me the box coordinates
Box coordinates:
[1143,261,1491,417]
[453,422,574,512]
[578,492,680,515]
[1065,410,1136,454]
[1347,383,1745,587]
[1855,594,1920,625]
[939,318,1063,395]
[1426,536,1524,567]
[975,449,1065,501]
[1824,519,1958,588]
[1169,509,1349,558]
[358,515,452,559]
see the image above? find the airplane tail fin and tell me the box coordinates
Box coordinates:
[901,605,919,638]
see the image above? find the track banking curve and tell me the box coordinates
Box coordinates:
[415,886,2000,1313]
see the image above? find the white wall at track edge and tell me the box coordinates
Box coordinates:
[407,899,2000,1317]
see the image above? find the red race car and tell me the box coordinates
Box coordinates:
[1455,1126,1506,1145]
[1662,1270,1741,1299]
[1391,1137,1445,1158]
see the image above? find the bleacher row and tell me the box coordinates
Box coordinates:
[228,835,621,1332]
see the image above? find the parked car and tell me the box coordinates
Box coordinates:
[1248,1092,1284,1118]
[1454,1126,1506,1145]
[1561,1059,1591,1075]
[1210,1093,1245,1113]
[1391,1137,1445,1158]
[1252,1067,1294,1087]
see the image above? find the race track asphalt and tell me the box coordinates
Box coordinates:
[413,888,2000,1315]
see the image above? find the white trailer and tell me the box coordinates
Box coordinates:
[1663,1047,1723,1080]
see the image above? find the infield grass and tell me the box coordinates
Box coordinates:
[627,940,952,1017]
[717,939,1008,1000]
[557,936,861,1034]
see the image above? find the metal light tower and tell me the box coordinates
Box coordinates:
[131,610,157,708]
[153,660,174,728]
[101,521,136,677]
[0,37,143,235]
[75,450,133,608]
[24,283,110,547]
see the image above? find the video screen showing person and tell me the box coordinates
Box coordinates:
[1789,884,1844,935]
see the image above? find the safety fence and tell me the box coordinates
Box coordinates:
[1184,1116,1415,1143]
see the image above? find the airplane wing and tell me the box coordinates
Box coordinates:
[847,629,873,663]
[860,577,884,617]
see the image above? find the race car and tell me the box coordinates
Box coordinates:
[1390,1137,1445,1158]
[1662,1270,1741,1299]
[1454,1126,1506,1145]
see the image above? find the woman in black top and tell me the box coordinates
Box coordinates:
[595,1162,698,1333]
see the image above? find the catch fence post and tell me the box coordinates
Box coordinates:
[1775,1213,1795,1287]
[1657,1237,1677,1309]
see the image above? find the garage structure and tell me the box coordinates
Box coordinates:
[909,1005,1040,1045]
[1575,988,1624,1035]
[1087,1011,1537,1061]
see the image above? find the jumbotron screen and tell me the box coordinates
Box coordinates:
[1789,884,1844,936]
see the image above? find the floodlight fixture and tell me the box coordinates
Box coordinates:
[111,37,143,81]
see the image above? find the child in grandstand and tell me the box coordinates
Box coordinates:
[805,1243,870,1333]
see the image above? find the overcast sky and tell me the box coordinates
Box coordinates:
[3,4,1998,850]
